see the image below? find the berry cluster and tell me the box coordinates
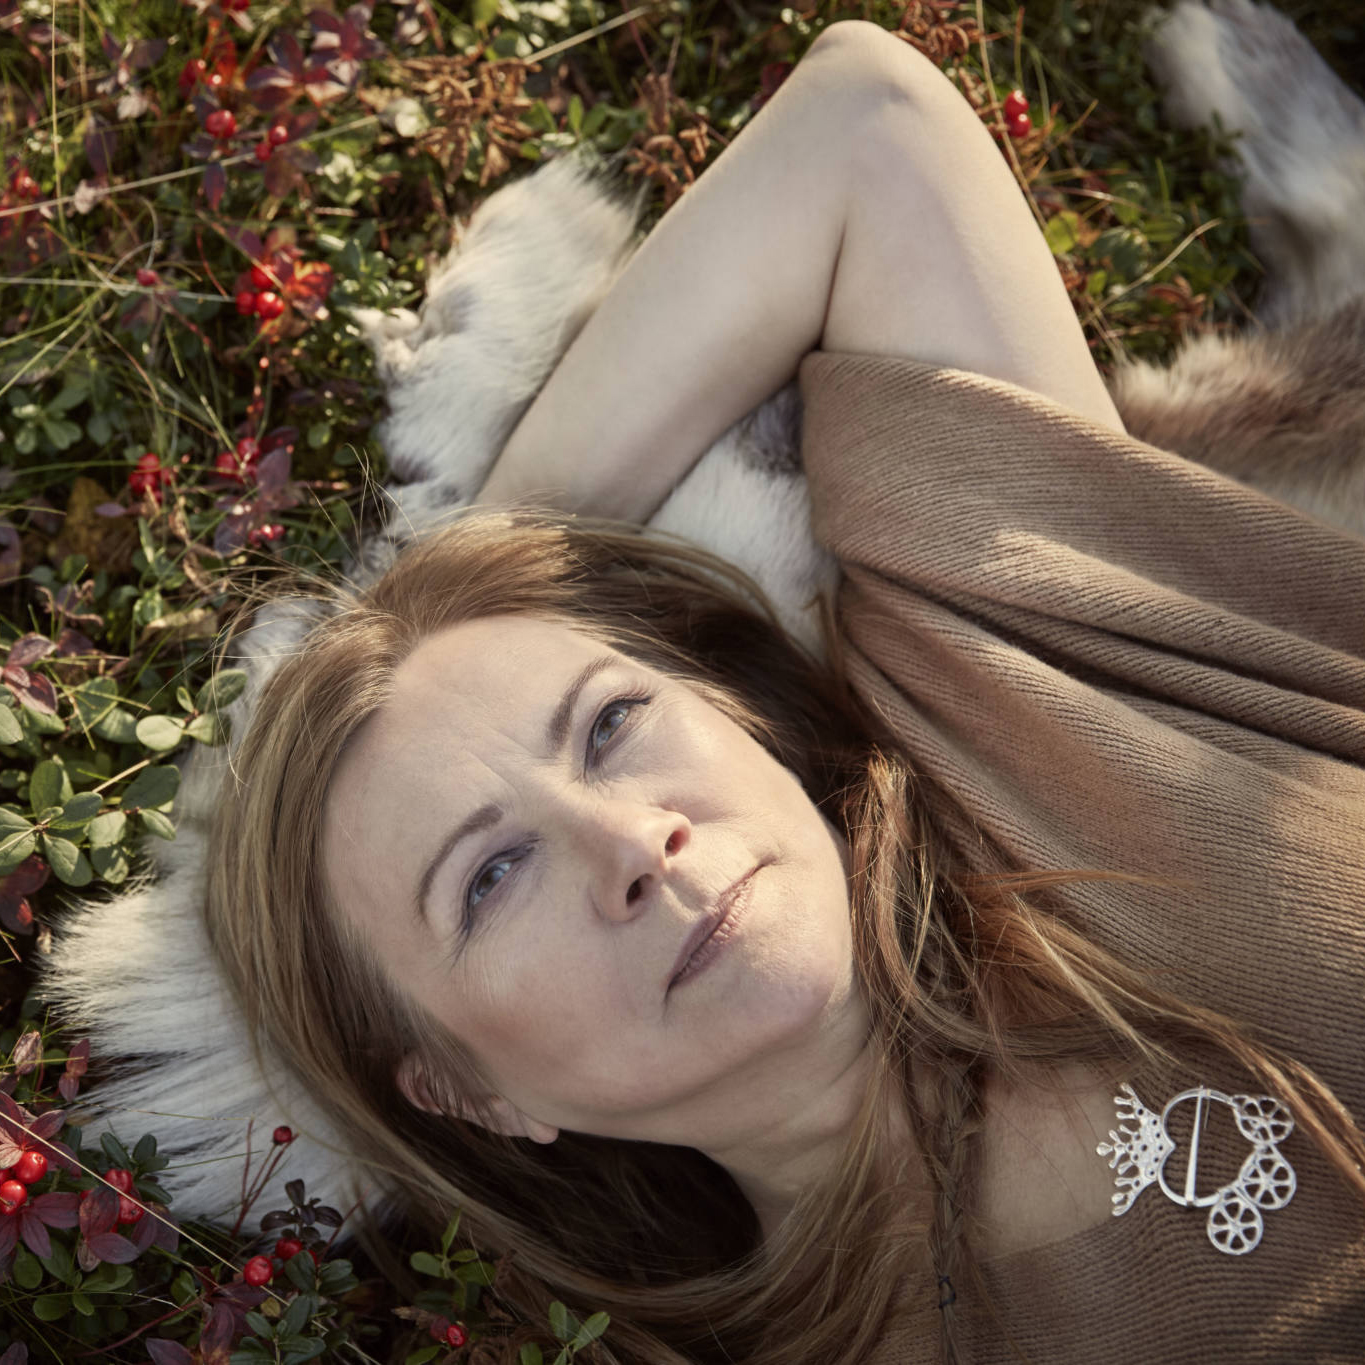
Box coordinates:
[214,435,261,485]
[241,1231,320,1286]
[1003,88,1032,140]
[128,452,175,502]
[8,168,41,202]
[0,1147,49,1215]
[235,263,286,320]
[429,1317,470,1349]
[73,1166,144,1222]
[255,122,291,163]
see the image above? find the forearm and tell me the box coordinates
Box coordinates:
[472,33,866,524]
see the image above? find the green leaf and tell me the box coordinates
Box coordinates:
[439,1211,461,1256]
[51,791,103,830]
[567,94,583,136]
[87,810,127,847]
[409,1250,444,1278]
[136,714,187,752]
[0,705,22,745]
[94,707,139,745]
[519,1347,543,1365]
[0,828,37,875]
[176,685,196,713]
[71,1288,95,1317]
[280,1294,312,1338]
[284,1250,317,1293]
[132,1133,158,1165]
[571,1312,610,1349]
[307,421,331,449]
[33,1293,68,1321]
[139,807,177,840]
[196,668,248,714]
[41,832,93,886]
[245,1311,274,1338]
[42,416,83,449]
[405,1348,441,1365]
[101,1131,133,1168]
[1044,210,1081,256]
[281,1344,327,1365]
[0,806,33,833]
[13,1245,43,1289]
[73,677,118,730]
[184,711,226,745]
[548,1300,572,1342]
[40,1237,75,1285]
[30,758,68,815]
[120,764,180,811]
[90,842,130,883]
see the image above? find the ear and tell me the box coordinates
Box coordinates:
[395,1055,559,1145]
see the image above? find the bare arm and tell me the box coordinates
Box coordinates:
[473,21,1120,524]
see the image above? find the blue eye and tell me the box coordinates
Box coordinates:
[460,692,653,921]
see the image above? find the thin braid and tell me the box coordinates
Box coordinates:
[921,1053,986,1364]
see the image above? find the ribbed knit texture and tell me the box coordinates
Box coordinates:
[797,350,1365,1362]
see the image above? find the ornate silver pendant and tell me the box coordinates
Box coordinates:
[1096,1082,1296,1255]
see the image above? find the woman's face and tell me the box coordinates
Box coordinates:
[322,613,860,1152]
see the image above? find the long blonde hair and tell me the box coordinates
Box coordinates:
[206,504,1365,1364]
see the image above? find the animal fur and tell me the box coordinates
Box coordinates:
[38,0,1365,1229]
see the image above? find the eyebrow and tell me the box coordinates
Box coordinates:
[414,652,618,930]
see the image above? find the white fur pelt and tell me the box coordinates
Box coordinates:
[38,0,1365,1231]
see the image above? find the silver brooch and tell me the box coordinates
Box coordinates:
[1096,1082,1296,1255]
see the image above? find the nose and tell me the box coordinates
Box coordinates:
[584,801,691,922]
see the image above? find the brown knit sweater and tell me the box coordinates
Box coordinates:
[796,350,1365,1362]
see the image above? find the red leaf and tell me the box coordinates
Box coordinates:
[129,1204,158,1253]
[0,1218,16,1261]
[18,1208,51,1258]
[27,1108,64,1140]
[6,634,56,668]
[0,1339,29,1365]
[0,1141,21,1167]
[80,1185,120,1238]
[147,1341,194,1365]
[76,1234,101,1273]
[85,1230,140,1264]
[2,664,58,715]
[55,628,96,657]
[94,503,126,518]
[1,856,49,898]
[204,161,226,212]
[32,1191,80,1228]
[149,1202,180,1254]
[11,1030,41,1075]
[200,1301,237,1360]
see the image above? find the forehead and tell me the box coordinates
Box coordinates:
[360,613,621,763]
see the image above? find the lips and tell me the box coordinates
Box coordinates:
[667,863,761,990]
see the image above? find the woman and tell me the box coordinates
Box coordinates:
[206,19,1365,1363]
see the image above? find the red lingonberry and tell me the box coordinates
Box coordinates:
[10,169,39,199]
[11,1150,47,1185]
[235,437,260,462]
[255,140,274,163]
[272,1125,294,1145]
[1003,89,1029,120]
[206,71,227,92]
[224,0,250,11]
[215,451,244,481]
[0,1181,28,1215]
[243,1255,274,1287]
[249,265,272,290]
[117,1195,145,1225]
[105,1168,135,1194]
[274,1236,303,1260]
[205,109,237,139]
[268,123,289,147]
[235,289,258,315]
[136,267,160,287]
[1007,110,1032,140]
[248,523,286,547]
[178,58,207,96]
[254,290,284,320]
[446,1323,469,1348]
